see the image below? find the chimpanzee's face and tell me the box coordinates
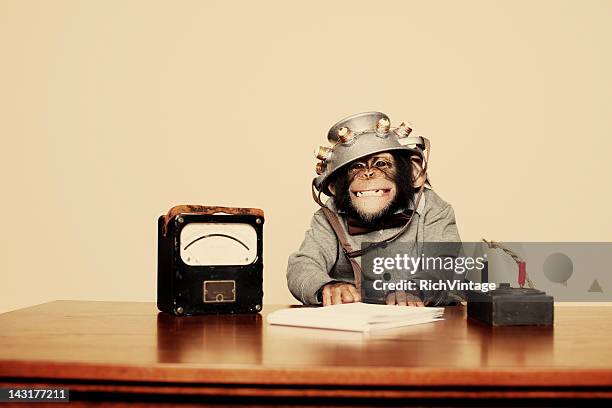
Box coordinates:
[331,151,415,224]
[345,152,398,222]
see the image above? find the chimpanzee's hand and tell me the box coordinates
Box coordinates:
[321,282,361,306]
[386,290,425,307]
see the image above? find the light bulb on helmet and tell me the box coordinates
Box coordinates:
[337,127,354,143]
[315,161,326,175]
[375,118,390,136]
[395,122,413,138]
[314,146,332,161]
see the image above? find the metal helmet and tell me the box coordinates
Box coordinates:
[313,111,430,196]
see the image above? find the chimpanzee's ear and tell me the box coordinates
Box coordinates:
[328,183,336,196]
[410,156,426,188]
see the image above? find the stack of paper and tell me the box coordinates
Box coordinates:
[266,303,444,332]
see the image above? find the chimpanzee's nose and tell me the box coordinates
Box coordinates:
[362,168,375,178]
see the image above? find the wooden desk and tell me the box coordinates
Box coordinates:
[0,301,611,405]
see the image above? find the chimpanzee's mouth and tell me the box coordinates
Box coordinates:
[352,189,391,198]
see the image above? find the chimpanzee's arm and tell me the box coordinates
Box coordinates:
[286,209,338,305]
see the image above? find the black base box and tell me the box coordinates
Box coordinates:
[467,283,554,326]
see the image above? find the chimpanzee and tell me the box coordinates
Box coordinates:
[286,112,462,306]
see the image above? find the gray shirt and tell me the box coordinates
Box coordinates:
[286,188,462,305]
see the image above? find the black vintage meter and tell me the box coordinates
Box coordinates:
[157,205,264,315]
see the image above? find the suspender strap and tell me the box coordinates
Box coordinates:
[319,206,363,292]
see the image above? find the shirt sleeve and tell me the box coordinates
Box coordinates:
[424,203,461,243]
[286,209,339,305]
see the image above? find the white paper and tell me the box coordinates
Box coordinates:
[266,303,444,332]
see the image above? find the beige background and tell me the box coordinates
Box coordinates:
[1,0,611,313]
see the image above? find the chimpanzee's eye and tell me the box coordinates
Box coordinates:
[350,162,366,171]
[374,160,390,168]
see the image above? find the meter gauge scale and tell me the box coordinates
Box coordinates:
[179,222,258,266]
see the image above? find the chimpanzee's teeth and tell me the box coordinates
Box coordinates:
[356,190,384,197]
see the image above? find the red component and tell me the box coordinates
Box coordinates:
[518,261,526,287]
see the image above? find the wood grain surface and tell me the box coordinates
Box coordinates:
[0,301,611,403]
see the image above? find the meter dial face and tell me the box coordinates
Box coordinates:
[179,223,257,266]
